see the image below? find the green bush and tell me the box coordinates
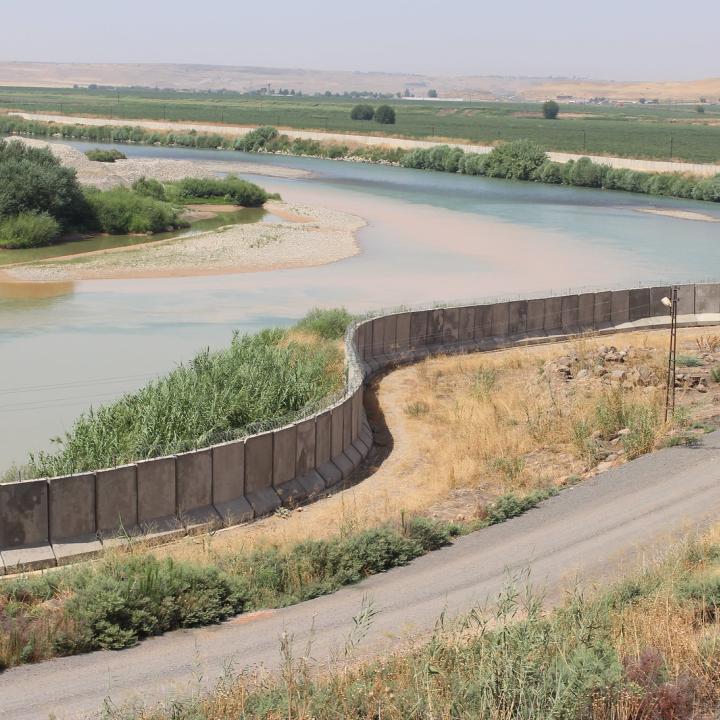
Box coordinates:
[542,100,560,119]
[168,175,270,207]
[294,307,353,340]
[483,140,548,180]
[84,149,126,163]
[0,211,60,249]
[131,176,166,200]
[374,105,396,125]
[677,354,703,367]
[350,104,375,121]
[84,188,186,235]
[234,126,280,152]
[0,138,89,229]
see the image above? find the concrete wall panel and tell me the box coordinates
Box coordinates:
[137,457,176,525]
[244,432,274,494]
[395,313,411,351]
[343,397,353,449]
[561,295,580,330]
[272,426,297,488]
[315,411,332,465]
[611,290,630,325]
[695,283,720,314]
[459,306,475,342]
[474,305,493,339]
[508,300,528,336]
[351,389,362,441]
[212,440,245,504]
[629,288,651,322]
[382,314,398,355]
[544,297,562,332]
[0,479,48,549]
[371,318,384,357]
[176,449,213,516]
[677,284,695,315]
[526,299,545,334]
[295,419,316,475]
[578,293,595,330]
[331,405,344,458]
[428,309,444,346]
[650,286,672,317]
[48,473,95,542]
[442,307,460,343]
[491,302,509,337]
[410,310,429,348]
[96,465,137,536]
[594,291,612,325]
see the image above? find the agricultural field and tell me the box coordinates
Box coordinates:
[1,86,720,162]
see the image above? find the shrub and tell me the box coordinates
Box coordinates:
[374,105,396,125]
[0,138,89,229]
[84,188,185,235]
[677,354,702,367]
[84,149,126,163]
[294,307,353,340]
[131,176,166,201]
[542,100,560,119]
[234,126,280,152]
[710,366,720,383]
[483,140,548,180]
[168,175,270,207]
[350,104,375,121]
[0,211,60,249]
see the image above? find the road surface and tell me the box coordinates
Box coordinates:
[2,431,720,719]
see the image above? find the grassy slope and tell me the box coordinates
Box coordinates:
[1,87,720,162]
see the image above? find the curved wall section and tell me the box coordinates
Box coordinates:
[2,283,719,574]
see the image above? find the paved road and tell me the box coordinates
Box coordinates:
[12,112,720,177]
[2,432,720,719]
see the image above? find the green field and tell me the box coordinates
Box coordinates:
[1,86,720,163]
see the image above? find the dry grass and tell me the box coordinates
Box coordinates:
[152,326,719,568]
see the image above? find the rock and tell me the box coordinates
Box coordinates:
[593,365,607,377]
[576,368,589,380]
[610,369,627,382]
[591,430,603,440]
[697,383,708,393]
[556,356,572,368]
[596,461,614,473]
[637,365,655,385]
[617,428,632,437]
[606,453,619,462]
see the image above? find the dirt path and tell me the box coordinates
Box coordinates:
[12,111,720,177]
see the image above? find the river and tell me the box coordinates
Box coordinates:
[1,140,719,471]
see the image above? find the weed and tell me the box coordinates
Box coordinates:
[710,366,720,383]
[696,335,720,353]
[404,401,430,417]
[677,354,703,367]
[473,367,498,399]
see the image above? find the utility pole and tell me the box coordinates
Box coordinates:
[663,287,679,422]
[669,135,674,160]
[583,129,587,152]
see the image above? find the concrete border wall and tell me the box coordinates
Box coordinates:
[3,283,719,574]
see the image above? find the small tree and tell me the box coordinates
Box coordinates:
[542,100,560,119]
[427,89,438,98]
[375,105,396,125]
[697,105,706,114]
[350,104,375,121]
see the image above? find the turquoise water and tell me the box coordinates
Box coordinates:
[1,140,719,470]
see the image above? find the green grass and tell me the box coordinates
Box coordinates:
[84,148,126,162]
[7,311,349,482]
[1,86,720,162]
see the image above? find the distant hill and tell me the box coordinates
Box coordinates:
[0,62,717,103]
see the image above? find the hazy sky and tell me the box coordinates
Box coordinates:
[2,0,718,80]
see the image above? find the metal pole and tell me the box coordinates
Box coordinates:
[664,286,678,422]
[669,135,674,160]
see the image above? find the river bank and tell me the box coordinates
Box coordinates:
[0,200,364,281]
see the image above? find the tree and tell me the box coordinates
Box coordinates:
[350,104,375,121]
[542,100,560,119]
[427,89,438,98]
[374,105,396,125]
[697,105,706,114]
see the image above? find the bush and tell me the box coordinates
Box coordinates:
[131,176,166,200]
[84,188,185,235]
[84,149,126,163]
[483,140,548,180]
[294,307,353,340]
[0,211,61,249]
[542,100,560,119]
[0,138,89,229]
[168,175,270,207]
[234,126,280,152]
[374,105,396,125]
[350,104,375,121]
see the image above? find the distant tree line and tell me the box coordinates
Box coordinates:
[2,117,719,206]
